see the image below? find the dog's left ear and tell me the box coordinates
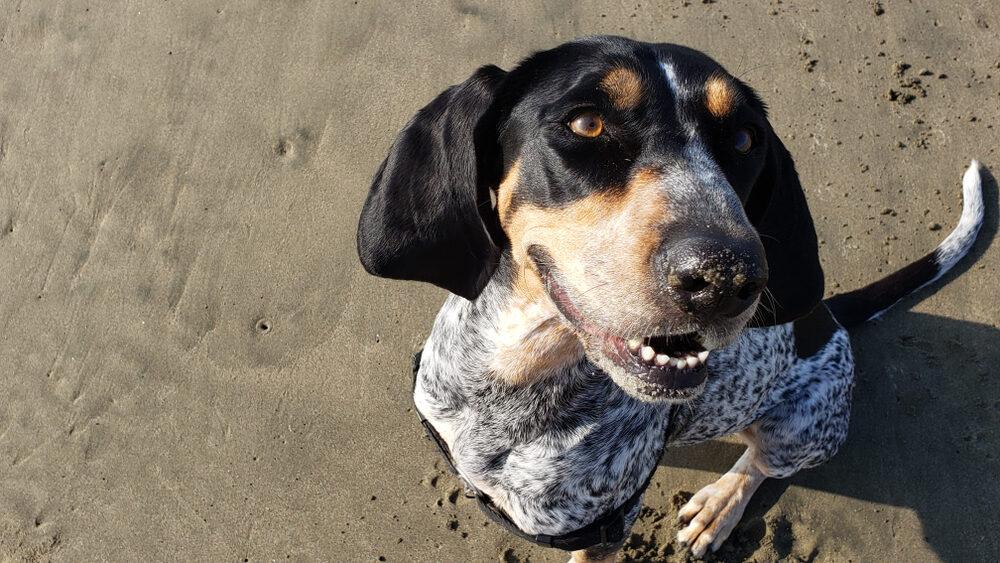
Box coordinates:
[357,65,507,300]
[744,128,825,326]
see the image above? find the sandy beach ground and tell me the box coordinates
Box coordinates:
[1,1,998,561]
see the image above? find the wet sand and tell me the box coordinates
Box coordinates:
[1,1,998,561]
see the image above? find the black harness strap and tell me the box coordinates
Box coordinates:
[411,351,662,552]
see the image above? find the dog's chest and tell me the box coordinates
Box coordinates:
[667,326,798,445]
[416,353,672,534]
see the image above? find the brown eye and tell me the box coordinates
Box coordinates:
[734,127,754,153]
[569,112,603,138]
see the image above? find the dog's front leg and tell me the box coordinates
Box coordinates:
[676,427,768,558]
[569,540,625,563]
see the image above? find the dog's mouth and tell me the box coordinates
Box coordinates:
[532,250,709,402]
[600,331,710,401]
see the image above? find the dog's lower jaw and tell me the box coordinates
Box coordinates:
[574,335,696,402]
[484,259,748,398]
[600,356,708,403]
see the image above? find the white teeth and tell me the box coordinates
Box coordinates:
[632,337,709,370]
[641,346,655,362]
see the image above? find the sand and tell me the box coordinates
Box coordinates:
[0,1,997,561]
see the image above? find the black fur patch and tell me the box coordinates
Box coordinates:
[793,303,840,358]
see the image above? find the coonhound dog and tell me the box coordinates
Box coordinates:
[357,35,984,561]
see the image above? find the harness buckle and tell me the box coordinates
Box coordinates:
[463,484,477,499]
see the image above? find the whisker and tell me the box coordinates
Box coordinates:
[735,61,775,81]
[752,288,778,325]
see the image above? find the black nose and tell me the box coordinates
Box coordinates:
[659,236,768,321]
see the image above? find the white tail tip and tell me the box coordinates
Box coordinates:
[935,159,984,276]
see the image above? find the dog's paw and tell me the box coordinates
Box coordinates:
[676,463,765,558]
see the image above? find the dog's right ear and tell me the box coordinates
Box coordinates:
[743,126,825,327]
[357,65,508,301]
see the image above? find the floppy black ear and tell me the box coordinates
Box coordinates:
[357,65,507,300]
[745,129,825,326]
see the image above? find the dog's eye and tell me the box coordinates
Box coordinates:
[733,127,754,154]
[569,112,603,138]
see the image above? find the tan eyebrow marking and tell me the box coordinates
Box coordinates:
[600,66,645,109]
[704,74,740,118]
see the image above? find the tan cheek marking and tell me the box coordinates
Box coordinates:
[600,66,645,110]
[529,170,668,291]
[504,168,670,321]
[492,168,671,385]
[491,314,584,385]
[626,169,671,277]
[497,160,520,225]
[494,161,586,385]
[705,74,738,118]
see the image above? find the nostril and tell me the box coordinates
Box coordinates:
[736,281,761,301]
[679,275,710,294]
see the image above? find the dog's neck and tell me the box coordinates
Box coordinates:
[475,253,586,385]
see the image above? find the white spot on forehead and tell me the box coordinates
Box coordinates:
[660,61,746,221]
[660,59,695,137]
[661,60,730,195]
[660,59,698,101]
[660,60,680,96]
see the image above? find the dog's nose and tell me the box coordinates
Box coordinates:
[658,236,768,321]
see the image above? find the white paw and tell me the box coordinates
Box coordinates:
[676,462,765,558]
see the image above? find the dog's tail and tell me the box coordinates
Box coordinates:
[825,160,984,329]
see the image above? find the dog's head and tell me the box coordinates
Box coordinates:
[358,36,823,401]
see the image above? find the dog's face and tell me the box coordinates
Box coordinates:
[359,36,823,402]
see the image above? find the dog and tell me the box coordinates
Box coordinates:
[356,35,984,562]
